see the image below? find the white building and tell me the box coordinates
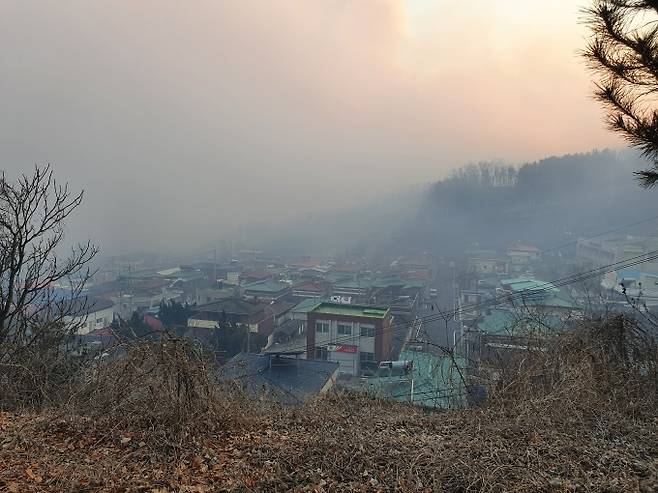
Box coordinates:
[64,297,115,335]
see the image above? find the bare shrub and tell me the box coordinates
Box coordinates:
[70,334,251,449]
[488,314,658,423]
[0,164,97,410]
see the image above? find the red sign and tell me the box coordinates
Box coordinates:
[335,345,357,354]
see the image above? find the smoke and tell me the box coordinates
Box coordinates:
[0,1,619,254]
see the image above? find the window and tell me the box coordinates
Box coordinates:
[360,325,375,338]
[337,323,352,336]
[315,346,328,360]
[359,351,375,363]
[359,351,377,372]
[96,317,104,324]
[316,322,330,334]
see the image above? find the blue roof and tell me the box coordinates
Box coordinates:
[219,353,338,405]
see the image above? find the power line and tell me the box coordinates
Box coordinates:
[256,249,658,356]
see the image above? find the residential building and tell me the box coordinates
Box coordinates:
[292,280,330,299]
[65,297,115,335]
[306,302,394,376]
[194,284,237,305]
[188,298,275,335]
[605,269,658,306]
[507,245,541,273]
[243,279,292,302]
[467,251,508,276]
[263,319,306,354]
[332,279,371,299]
[499,277,582,320]
[577,235,658,270]
[289,298,323,321]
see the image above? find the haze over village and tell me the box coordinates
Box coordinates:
[4,1,658,491]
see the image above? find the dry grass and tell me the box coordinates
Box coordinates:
[1,393,658,492]
[2,319,658,491]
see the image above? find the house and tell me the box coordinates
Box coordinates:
[289,298,323,321]
[243,279,292,302]
[465,307,567,381]
[158,266,207,303]
[467,251,508,276]
[265,300,295,326]
[263,319,306,355]
[194,283,237,305]
[332,279,371,299]
[577,235,658,270]
[607,269,658,306]
[499,277,582,320]
[292,281,330,299]
[507,245,540,273]
[240,270,272,285]
[390,254,434,283]
[219,352,339,405]
[306,302,394,376]
[65,296,115,335]
[188,298,275,335]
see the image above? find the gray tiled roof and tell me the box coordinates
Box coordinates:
[219,353,338,405]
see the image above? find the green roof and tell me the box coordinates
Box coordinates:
[476,309,519,335]
[310,303,388,319]
[291,298,323,314]
[500,277,578,310]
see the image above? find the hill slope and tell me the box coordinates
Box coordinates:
[2,396,657,492]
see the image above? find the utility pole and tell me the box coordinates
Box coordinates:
[213,248,218,286]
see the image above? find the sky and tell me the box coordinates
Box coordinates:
[0,1,620,254]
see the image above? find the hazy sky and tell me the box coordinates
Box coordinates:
[0,1,619,253]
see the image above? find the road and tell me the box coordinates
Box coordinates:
[417,278,459,351]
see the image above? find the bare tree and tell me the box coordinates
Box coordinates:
[0,164,97,408]
[583,1,658,187]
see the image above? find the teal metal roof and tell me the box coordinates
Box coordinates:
[476,309,518,335]
[365,349,466,410]
[476,308,567,335]
[292,298,323,314]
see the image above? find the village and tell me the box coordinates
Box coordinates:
[59,231,658,409]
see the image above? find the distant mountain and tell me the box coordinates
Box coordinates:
[403,149,658,256]
[251,149,658,260]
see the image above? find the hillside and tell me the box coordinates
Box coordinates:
[399,150,658,256]
[2,395,658,492]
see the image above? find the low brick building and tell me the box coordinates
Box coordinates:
[306,302,394,376]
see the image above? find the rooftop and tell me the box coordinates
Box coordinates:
[244,279,291,294]
[476,308,566,335]
[310,302,389,319]
[508,244,540,253]
[219,353,338,405]
[500,277,559,294]
[291,298,323,314]
[191,298,265,316]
